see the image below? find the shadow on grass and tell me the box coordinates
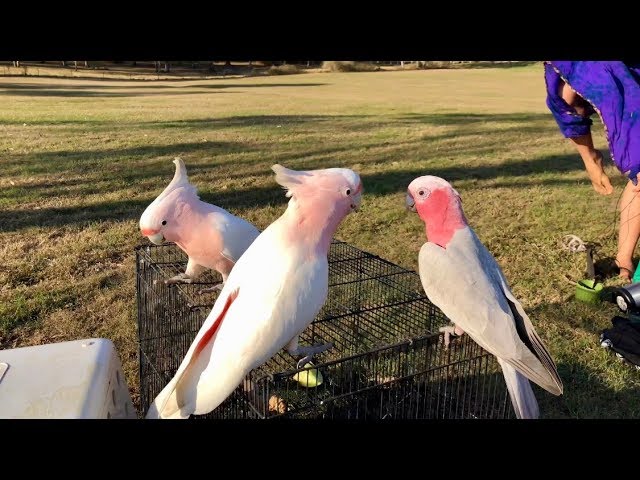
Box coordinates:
[532,359,640,419]
[3,111,564,177]
[2,140,256,175]
[144,111,560,134]
[0,109,593,232]
[0,111,556,129]
[442,297,640,418]
[396,112,556,126]
[0,82,329,98]
[360,153,588,195]
[1,112,565,178]
[543,359,640,419]
[594,256,634,284]
[523,299,640,418]
[0,186,288,232]
[0,151,592,233]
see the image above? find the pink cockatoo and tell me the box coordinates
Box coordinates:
[139,158,260,293]
[146,163,363,419]
[406,176,563,419]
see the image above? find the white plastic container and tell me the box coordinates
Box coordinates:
[0,338,137,419]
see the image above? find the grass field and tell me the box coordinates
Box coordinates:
[1,64,638,418]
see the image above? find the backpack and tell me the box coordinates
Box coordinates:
[600,316,640,369]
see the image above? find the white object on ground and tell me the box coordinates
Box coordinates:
[0,338,137,419]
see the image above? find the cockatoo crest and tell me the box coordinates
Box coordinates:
[155,157,199,203]
[271,164,362,200]
[271,164,313,197]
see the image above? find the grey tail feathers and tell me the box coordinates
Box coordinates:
[498,358,540,419]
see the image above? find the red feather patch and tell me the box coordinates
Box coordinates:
[191,290,239,361]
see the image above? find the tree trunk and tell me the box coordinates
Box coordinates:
[84,61,89,68]
[74,61,78,71]
[61,61,66,67]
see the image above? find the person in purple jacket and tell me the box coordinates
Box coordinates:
[544,61,640,281]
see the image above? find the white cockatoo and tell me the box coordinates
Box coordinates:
[139,158,260,292]
[146,163,363,419]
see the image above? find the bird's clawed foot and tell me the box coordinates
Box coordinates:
[197,282,224,295]
[161,273,193,286]
[292,343,334,369]
[439,325,465,349]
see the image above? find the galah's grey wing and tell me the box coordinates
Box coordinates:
[473,231,563,395]
[418,227,562,396]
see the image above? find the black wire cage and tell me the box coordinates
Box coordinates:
[136,240,515,419]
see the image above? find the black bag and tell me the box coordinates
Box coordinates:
[600,316,640,368]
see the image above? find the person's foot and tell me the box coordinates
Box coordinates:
[585,150,614,196]
[615,257,634,282]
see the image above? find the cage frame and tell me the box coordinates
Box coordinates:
[136,240,514,420]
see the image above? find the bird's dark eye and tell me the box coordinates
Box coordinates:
[346,188,351,196]
[161,220,167,226]
[418,190,425,196]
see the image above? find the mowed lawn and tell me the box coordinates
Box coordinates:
[1,65,638,418]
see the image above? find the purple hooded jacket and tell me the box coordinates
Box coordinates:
[544,61,640,180]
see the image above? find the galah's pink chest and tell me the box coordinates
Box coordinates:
[418,189,466,248]
[175,221,226,269]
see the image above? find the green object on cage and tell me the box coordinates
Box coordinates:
[292,363,324,388]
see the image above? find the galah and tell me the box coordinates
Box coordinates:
[139,157,260,293]
[146,164,363,419]
[406,176,563,419]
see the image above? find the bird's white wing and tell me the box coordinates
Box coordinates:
[210,210,261,264]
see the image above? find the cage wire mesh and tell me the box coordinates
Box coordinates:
[136,240,514,419]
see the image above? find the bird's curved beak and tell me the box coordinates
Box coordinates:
[406,193,416,213]
[147,233,165,245]
[351,191,362,212]
[141,228,165,245]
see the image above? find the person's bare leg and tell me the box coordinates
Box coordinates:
[559,81,633,278]
[570,135,613,195]
[561,82,588,116]
[617,180,640,281]
[559,82,614,195]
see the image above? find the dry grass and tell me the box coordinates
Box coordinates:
[1,64,638,418]
[267,64,303,76]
